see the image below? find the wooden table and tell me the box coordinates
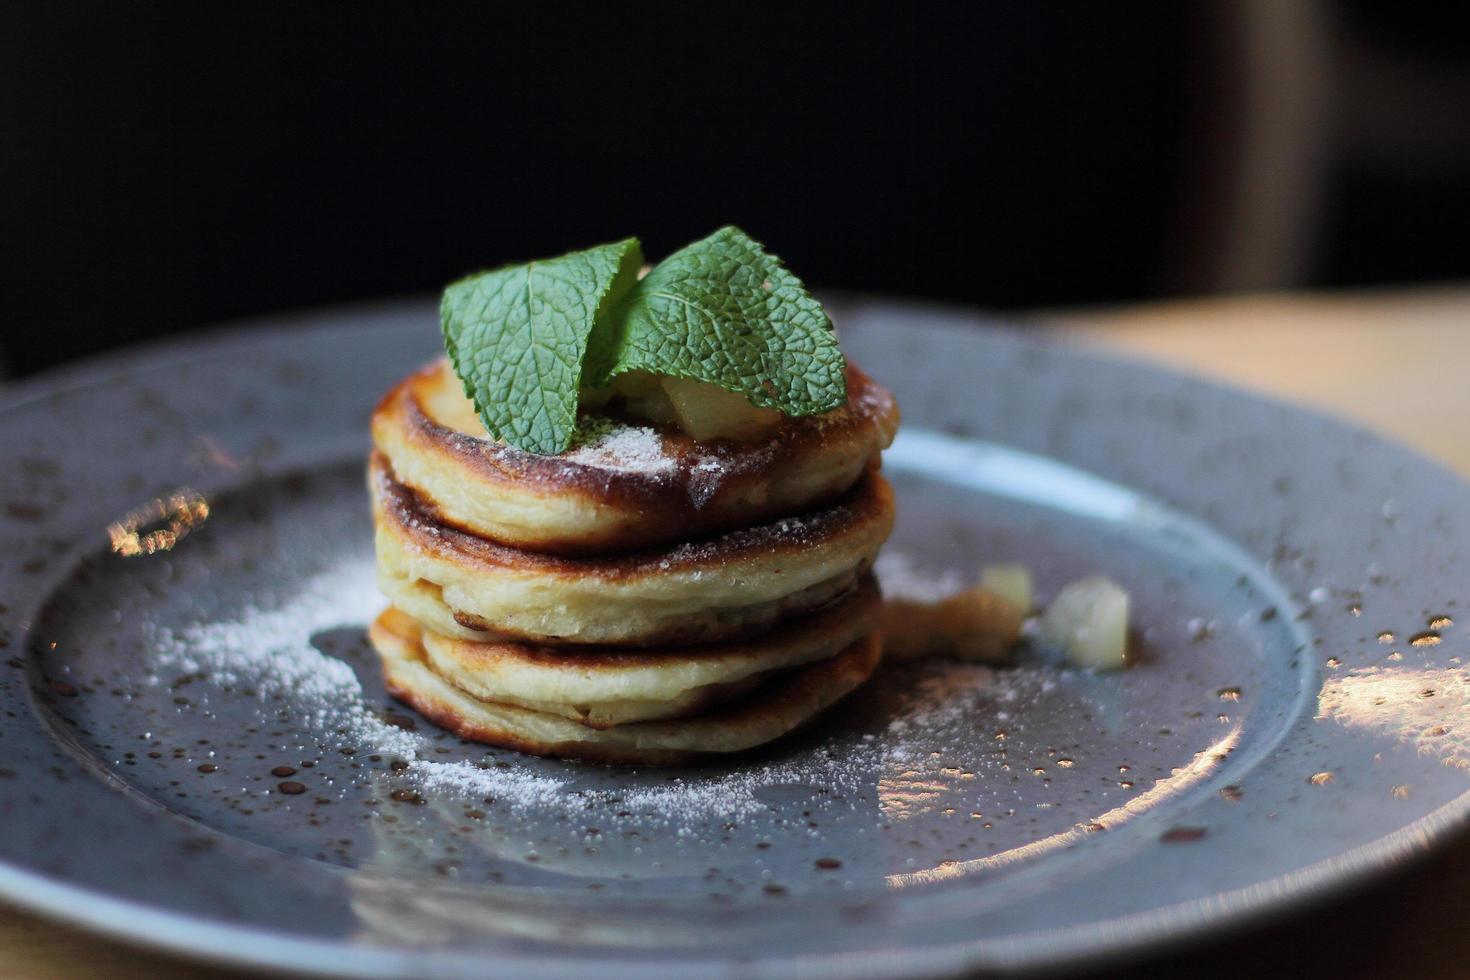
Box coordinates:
[4,285,1468,977]
[1047,284,1470,475]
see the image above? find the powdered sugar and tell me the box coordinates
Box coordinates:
[141,556,573,804]
[654,507,832,566]
[875,550,971,601]
[587,662,1057,821]
[564,420,676,474]
[134,541,1058,825]
[412,757,567,805]
[686,455,729,508]
[144,559,420,757]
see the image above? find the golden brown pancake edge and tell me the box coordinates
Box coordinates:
[370,609,883,766]
[371,358,899,555]
[370,455,894,646]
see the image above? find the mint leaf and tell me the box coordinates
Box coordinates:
[585,226,846,416]
[441,238,642,454]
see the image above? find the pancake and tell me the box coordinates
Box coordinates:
[401,578,879,728]
[369,607,882,766]
[376,568,866,648]
[371,357,899,555]
[375,607,763,727]
[371,451,895,646]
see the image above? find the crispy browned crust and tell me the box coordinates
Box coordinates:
[430,577,880,670]
[380,675,698,766]
[392,561,867,649]
[371,359,899,555]
[371,451,894,583]
[371,609,883,766]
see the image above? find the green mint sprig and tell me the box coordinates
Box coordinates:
[440,238,642,456]
[441,226,846,455]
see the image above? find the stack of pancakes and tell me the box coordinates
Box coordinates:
[367,358,899,764]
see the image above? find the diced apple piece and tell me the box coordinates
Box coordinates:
[979,563,1034,613]
[1039,575,1129,670]
[659,376,782,442]
[609,371,662,398]
[622,388,679,427]
[578,372,657,414]
[601,371,679,426]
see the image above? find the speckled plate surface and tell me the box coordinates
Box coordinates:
[2,298,1468,977]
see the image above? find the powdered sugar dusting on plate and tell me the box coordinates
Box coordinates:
[391,659,1060,822]
[131,529,1061,828]
[875,550,971,601]
[411,757,566,805]
[141,556,570,805]
[143,559,416,746]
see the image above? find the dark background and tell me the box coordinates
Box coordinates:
[3,2,1469,377]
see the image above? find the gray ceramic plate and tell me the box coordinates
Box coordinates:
[1,297,1467,977]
